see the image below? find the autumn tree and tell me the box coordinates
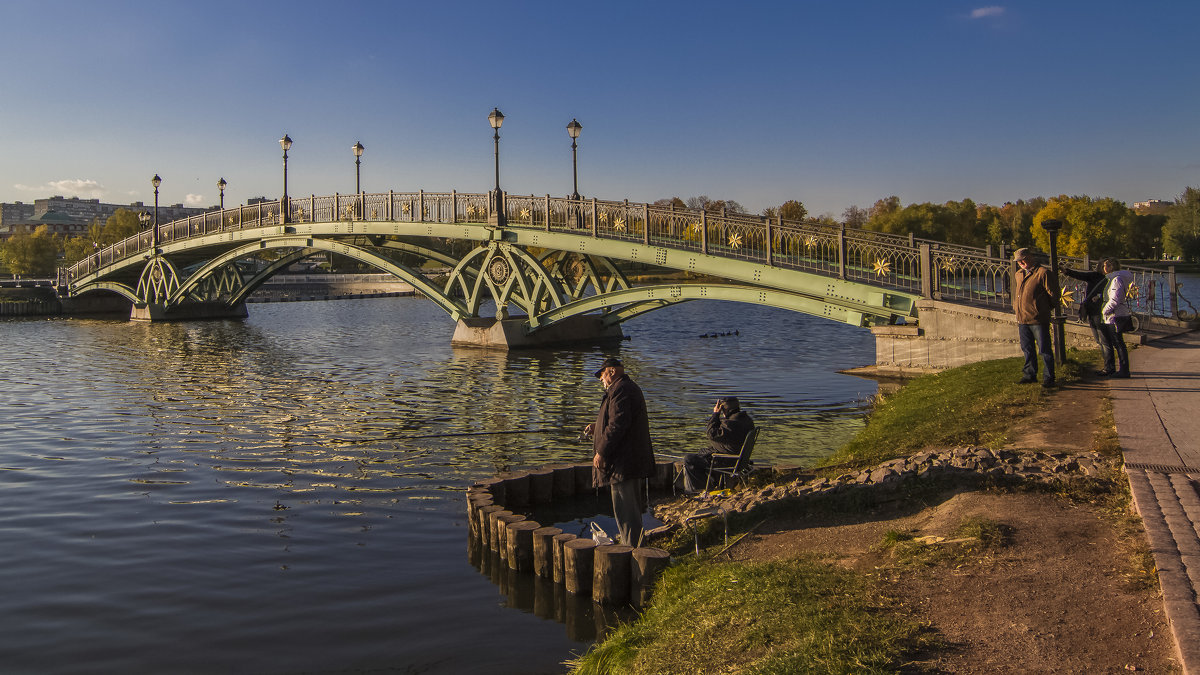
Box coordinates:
[1163,187,1200,262]
[99,208,143,246]
[1032,196,1136,258]
[863,197,985,246]
[684,195,746,214]
[842,205,868,229]
[1,225,59,276]
[978,199,1044,249]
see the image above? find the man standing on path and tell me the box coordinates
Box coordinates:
[1012,247,1060,387]
[582,357,655,547]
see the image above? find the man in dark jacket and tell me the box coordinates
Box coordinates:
[582,358,655,547]
[1012,247,1060,387]
[681,397,755,493]
[1060,260,1117,375]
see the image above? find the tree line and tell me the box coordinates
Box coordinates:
[658,189,1200,262]
[5,189,1200,277]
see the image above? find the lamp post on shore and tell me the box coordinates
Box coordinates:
[488,108,506,227]
[217,177,226,210]
[1042,218,1066,364]
[567,118,582,201]
[151,174,161,248]
[279,134,292,224]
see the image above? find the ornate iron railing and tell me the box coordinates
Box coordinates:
[63,190,1187,319]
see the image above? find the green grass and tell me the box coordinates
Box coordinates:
[566,558,930,674]
[820,354,1088,470]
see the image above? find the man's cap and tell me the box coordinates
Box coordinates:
[593,357,623,378]
[1012,247,1031,262]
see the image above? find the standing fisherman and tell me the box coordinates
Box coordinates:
[582,358,655,547]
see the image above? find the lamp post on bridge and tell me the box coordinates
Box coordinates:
[567,118,582,201]
[217,177,226,210]
[279,134,292,224]
[353,141,364,219]
[1042,218,1067,365]
[488,108,506,228]
[353,141,364,195]
[151,174,161,248]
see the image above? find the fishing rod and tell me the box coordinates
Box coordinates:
[331,428,569,444]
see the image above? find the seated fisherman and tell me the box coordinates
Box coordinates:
[681,397,755,493]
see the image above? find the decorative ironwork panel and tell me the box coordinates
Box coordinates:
[933,250,1009,307]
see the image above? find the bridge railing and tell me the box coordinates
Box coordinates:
[64,190,1189,322]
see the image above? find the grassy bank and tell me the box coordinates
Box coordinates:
[821,353,1088,470]
[568,354,1101,674]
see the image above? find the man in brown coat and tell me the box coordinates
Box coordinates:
[1012,248,1060,387]
[582,357,655,547]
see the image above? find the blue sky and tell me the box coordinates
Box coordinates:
[1,1,1196,218]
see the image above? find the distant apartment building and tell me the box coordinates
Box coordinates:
[0,195,210,239]
[1133,199,1172,215]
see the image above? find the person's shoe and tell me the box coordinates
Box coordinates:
[1018,377,1036,384]
[1094,370,1114,377]
[1042,379,1056,388]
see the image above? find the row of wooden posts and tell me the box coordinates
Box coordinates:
[466,460,679,607]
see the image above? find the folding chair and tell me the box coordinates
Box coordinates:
[703,427,760,493]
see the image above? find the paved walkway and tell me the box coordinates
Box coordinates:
[1111,329,1200,674]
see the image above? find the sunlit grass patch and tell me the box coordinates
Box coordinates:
[566,557,928,674]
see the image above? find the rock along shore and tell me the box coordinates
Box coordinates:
[650,446,1115,537]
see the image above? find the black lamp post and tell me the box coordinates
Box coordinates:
[217,177,226,210]
[567,118,582,201]
[279,134,292,224]
[1042,218,1066,364]
[151,174,161,248]
[352,141,364,196]
[488,108,505,227]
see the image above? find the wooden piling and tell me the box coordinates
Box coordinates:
[528,469,555,504]
[532,526,562,578]
[552,533,578,584]
[495,514,526,562]
[592,545,634,605]
[506,520,540,572]
[631,547,672,608]
[477,505,503,547]
[483,508,511,551]
[563,538,597,595]
[474,477,506,503]
[551,465,576,499]
[502,474,531,508]
[468,494,494,535]
[574,463,594,494]
[653,461,676,491]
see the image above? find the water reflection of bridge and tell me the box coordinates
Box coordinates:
[61,191,1190,364]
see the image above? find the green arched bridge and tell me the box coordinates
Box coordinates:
[61,190,1180,347]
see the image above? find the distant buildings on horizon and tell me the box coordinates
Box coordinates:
[0,195,278,240]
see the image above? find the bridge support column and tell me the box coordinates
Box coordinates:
[130,301,249,322]
[451,315,624,350]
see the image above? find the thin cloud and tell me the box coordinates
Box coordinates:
[14,179,107,199]
[970,6,1005,19]
[184,193,205,206]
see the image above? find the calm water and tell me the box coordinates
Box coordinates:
[0,298,878,674]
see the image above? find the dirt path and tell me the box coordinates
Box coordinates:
[725,379,1179,673]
